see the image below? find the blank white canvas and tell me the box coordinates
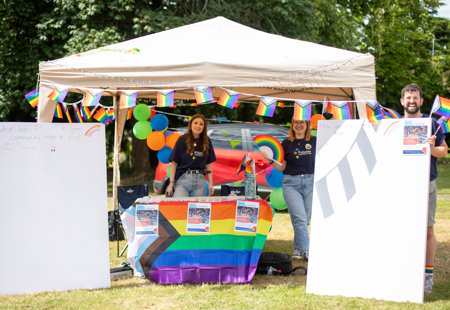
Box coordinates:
[306,119,430,303]
[0,123,110,295]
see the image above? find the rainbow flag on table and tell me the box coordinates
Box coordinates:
[157,90,175,107]
[431,95,450,118]
[437,116,450,134]
[54,103,63,119]
[365,100,383,123]
[119,91,138,109]
[93,107,109,124]
[293,100,312,120]
[82,90,103,107]
[331,101,351,120]
[194,87,213,104]
[245,159,255,174]
[73,105,84,123]
[48,87,69,103]
[256,97,277,117]
[237,153,249,174]
[217,89,240,109]
[25,88,39,107]
[381,106,401,119]
[322,97,332,114]
[121,199,273,284]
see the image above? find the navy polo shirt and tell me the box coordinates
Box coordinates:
[169,135,216,181]
[282,136,316,175]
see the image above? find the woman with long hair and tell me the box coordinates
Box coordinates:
[166,114,216,197]
[262,118,316,260]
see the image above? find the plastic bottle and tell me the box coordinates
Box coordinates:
[267,266,278,275]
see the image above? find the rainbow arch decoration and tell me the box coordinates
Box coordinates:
[85,124,102,137]
[121,200,273,284]
[253,134,284,164]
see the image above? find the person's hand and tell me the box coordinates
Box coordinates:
[208,183,214,196]
[427,135,437,147]
[166,182,174,197]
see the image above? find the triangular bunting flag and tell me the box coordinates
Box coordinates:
[217,89,240,109]
[25,89,39,107]
[365,100,383,123]
[229,140,241,149]
[82,89,103,107]
[293,100,312,120]
[194,87,213,104]
[330,101,351,120]
[48,87,69,103]
[256,97,277,117]
[157,90,175,107]
[119,90,138,109]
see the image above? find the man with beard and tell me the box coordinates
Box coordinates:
[400,83,448,293]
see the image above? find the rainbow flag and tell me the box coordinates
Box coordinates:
[119,91,138,109]
[80,105,93,120]
[331,101,351,120]
[237,153,249,174]
[194,87,213,104]
[277,101,285,108]
[25,89,39,107]
[61,103,72,123]
[127,108,134,120]
[293,100,312,120]
[48,87,69,103]
[431,95,450,118]
[217,90,240,109]
[365,100,383,123]
[54,103,63,119]
[93,107,109,124]
[322,97,332,114]
[121,200,273,284]
[382,106,401,119]
[157,90,175,107]
[245,159,255,174]
[437,116,450,134]
[256,97,277,117]
[82,90,103,107]
[107,108,115,123]
[73,105,84,123]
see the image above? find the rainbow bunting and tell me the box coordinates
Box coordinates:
[237,153,250,174]
[330,101,351,120]
[25,89,39,108]
[54,103,63,119]
[194,87,213,104]
[253,135,284,163]
[80,105,92,120]
[217,90,240,109]
[431,95,450,118]
[382,106,401,119]
[322,97,332,114]
[277,102,285,108]
[107,108,115,122]
[437,116,450,134]
[93,107,109,124]
[365,100,383,123]
[82,90,103,107]
[119,91,138,109]
[61,103,72,123]
[256,97,277,117]
[127,108,134,120]
[73,105,84,123]
[293,100,312,120]
[157,90,175,107]
[48,87,69,103]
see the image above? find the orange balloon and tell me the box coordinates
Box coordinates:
[310,114,325,130]
[166,132,182,149]
[146,131,166,151]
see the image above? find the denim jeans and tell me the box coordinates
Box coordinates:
[282,174,314,252]
[173,173,207,197]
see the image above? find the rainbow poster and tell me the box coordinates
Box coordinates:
[253,134,284,164]
[256,97,277,117]
[217,90,240,109]
[119,91,138,109]
[157,90,175,108]
[121,199,273,284]
[438,116,449,134]
[293,100,312,120]
[48,87,69,103]
[25,89,39,108]
[194,87,213,104]
[365,100,383,123]
[330,101,351,120]
[82,90,103,107]
[431,95,450,118]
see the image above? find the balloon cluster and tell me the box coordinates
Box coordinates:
[132,104,181,164]
[265,166,287,211]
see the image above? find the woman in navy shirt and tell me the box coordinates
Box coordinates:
[262,118,316,261]
[167,114,216,197]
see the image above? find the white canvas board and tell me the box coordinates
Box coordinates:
[306,119,430,303]
[0,123,110,295]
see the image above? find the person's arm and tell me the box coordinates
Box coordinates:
[205,163,214,196]
[261,151,286,172]
[428,136,448,158]
[166,161,177,196]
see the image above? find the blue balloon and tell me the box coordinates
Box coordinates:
[151,114,169,131]
[265,169,283,188]
[157,146,172,164]
[205,181,210,196]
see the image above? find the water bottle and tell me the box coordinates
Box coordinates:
[267,266,278,275]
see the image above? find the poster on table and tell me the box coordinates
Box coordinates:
[136,204,159,235]
[0,123,110,296]
[306,119,431,303]
[234,200,259,233]
[187,202,211,233]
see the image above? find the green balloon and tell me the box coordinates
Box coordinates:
[133,104,151,121]
[166,165,171,177]
[270,187,287,210]
[133,120,152,140]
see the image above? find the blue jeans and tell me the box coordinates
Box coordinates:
[173,173,206,197]
[282,174,314,252]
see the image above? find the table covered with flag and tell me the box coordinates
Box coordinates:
[120,196,273,284]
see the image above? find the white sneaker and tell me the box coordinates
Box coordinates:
[424,274,434,293]
[292,249,302,259]
[302,251,309,262]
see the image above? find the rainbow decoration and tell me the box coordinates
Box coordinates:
[237,153,249,174]
[25,89,39,107]
[80,105,92,120]
[382,107,401,119]
[107,108,115,123]
[48,87,69,103]
[438,116,450,134]
[119,91,138,109]
[253,134,284,164]
[93,107,109,124]
[256,97,277,117]
[121,200,273,284]
[157,90,175,107]
[322,97,332,114]
[293,100,312,120]
[85,124,102,137]
[245,159,255,174]
[61,103,72,123]
[127,108,134,120]
[73,106,84,123]
[277,101,285,108]
[431,95,450,118]
[194,87,213,104]
[54,103,63,119]
[365,100,383,123]
[82,90,103,107]
[331,101,351,120]
[217,89,240,109]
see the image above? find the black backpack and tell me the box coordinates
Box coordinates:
[256,252,307,276]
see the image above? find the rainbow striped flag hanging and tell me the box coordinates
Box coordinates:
[119,90,138,109]
[256,97,277,117]
[437,116,450,134]
[365,100,383,123]
[25,89,39,107]
[80,105,93,120]
[381,106,401,119]
[48,87,69,103]
[157,90,175,107]
[431,95,450,118]
[293,100,312,120]
[93,107,109,124]
[72,105,84,123]
[107,108,115,123]
[54,103,64,119]
[194,87,213,104]
[217,89,240,109]
[127,108,134,120]
[330,101,351,120]
[82,90,103,107]
[61,103,72,123]
[322,97,332,114]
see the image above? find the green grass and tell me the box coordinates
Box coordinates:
[437,156,450,195]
